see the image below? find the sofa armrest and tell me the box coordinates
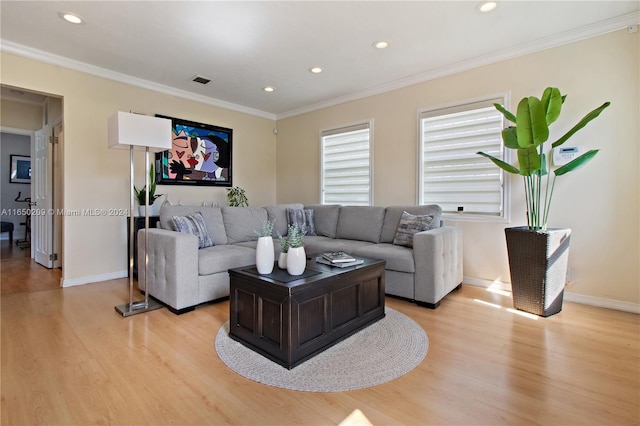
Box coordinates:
[138,228,200,310]
[412,226,463,305]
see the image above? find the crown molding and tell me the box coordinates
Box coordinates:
[0,40,277,121]
[276,11,640,120]
[2,10,637,123]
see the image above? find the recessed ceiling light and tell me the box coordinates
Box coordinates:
[476,1,497,13]
[373,41,390,49]
[263,86,275,92]
[309,67,323,74]
[58,11,84,24]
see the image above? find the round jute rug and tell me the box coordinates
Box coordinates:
[214,307,428,392]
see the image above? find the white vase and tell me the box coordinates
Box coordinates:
[256,236,275,274]
[278,252,288,269]
[138,205,158,216]
[286,246,306,276]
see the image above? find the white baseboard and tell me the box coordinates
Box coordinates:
[463,275,640,314]
[61,270,128,287]
[464,276,511,291]
[562,292,640,314]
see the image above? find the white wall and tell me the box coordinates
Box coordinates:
[1,52,277,285]
[276,29,640,308]
[0,97,44,130]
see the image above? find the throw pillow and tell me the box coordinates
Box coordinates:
[393,211,435,247]
[172,212,214,249]
[286,208,316,236]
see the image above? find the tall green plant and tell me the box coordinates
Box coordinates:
[477,87,609,230]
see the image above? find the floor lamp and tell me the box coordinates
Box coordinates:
[108,111,171,317]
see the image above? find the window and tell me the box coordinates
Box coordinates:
[418,95,509,220]
[321,121,372,206]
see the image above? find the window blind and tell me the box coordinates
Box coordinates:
[321,123,371,206]
[419,99,505,216]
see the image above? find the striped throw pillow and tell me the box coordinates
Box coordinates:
[172,212,214,249]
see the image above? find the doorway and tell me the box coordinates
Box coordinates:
[0,85,64,274]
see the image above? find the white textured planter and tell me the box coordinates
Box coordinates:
[286,246,306,276]
[255,236,275,274]
[278,252,288,269]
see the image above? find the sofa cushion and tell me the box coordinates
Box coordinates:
[303,236,374,255]
[159,205,228,245]
[352,243,415,273]
[198,244,257,276]
[305,204,340,238]
[221,206,268,244]
[172,212,214,249]
[335,206,385,243]
[264,203,304,237]
[393,211,436,247]
[380,205,442,243]
[286,208,316,236]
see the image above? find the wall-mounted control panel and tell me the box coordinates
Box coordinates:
[552,146,582,166]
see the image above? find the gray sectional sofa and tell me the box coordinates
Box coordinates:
[138,203,463,314]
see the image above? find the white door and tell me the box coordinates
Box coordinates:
[34,124,53,268]
[53,125,63,269]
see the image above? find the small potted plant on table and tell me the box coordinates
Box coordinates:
[277,232,289,269]
[286,224,306,276]
[254,219,275,274]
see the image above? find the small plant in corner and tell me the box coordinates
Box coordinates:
[254,219,275,238]
[226,186,248,207]
[134,163,162,205]
[286,224,306,248]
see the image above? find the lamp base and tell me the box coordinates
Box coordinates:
[115,298,164,317]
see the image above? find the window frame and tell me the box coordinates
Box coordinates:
[319,119,374,206]
[417,93,511,222]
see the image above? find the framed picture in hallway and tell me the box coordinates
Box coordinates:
[9,155,31,184]
[155,115,233,187]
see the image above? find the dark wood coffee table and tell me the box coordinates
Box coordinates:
[228,256,385,369]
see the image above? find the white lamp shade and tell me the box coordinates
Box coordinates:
[108,111,172,152]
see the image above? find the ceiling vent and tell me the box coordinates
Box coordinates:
[192,75,211,85]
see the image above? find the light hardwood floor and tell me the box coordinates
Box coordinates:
[1,257,638,425]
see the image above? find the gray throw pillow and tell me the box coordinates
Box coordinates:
[286,208,316,236]
[172,212,214,249]
[393,211,434,247]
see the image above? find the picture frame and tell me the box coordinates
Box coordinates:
[9,155,31,184]
[155,115,233,187]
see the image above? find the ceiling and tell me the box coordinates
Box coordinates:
[1,1,638,119]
